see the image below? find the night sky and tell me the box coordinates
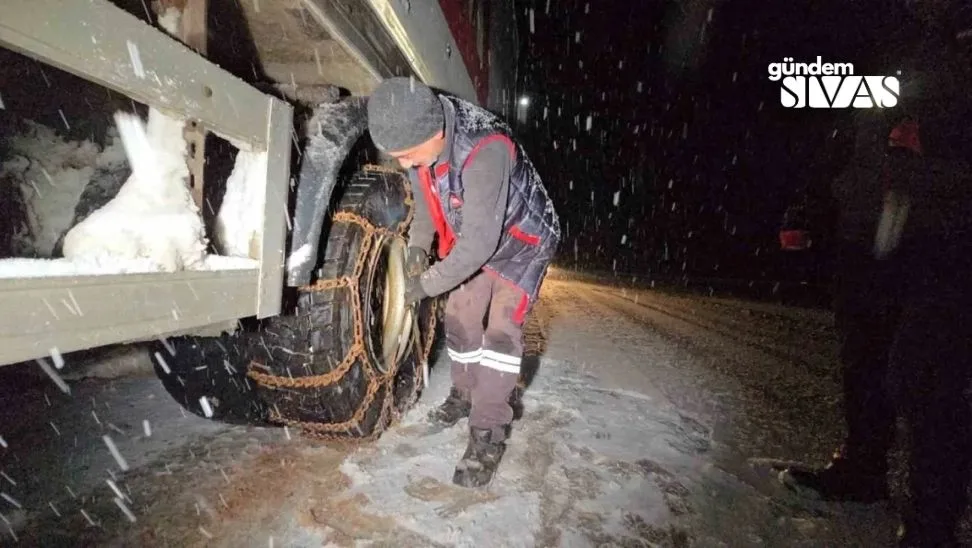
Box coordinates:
[516,0,928,288]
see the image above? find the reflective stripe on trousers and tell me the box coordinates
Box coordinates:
[443,270,530,431]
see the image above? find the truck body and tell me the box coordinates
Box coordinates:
[0,0,520,368]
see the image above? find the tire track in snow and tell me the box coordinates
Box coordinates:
[544,278,899,546]
[590,284,838,381]
[561,279,843,465]
[0,275,900,546]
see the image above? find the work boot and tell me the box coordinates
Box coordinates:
[897,518,960,548]
[428,386,470,426]
[780,445,889,503]
[453,426,507,488]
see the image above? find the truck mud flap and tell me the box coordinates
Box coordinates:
[286,97,368,287]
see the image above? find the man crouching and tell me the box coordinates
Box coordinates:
[367,77,560,488]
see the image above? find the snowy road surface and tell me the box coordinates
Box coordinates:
[0,272,908,546]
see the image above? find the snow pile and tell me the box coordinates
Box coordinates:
[156,6,182,36]
[62,109,208,272]
[0,110,264,277]
[215,149,268,257]
[0,121,126,257]
[285,243,312,271]
[0,255,257,279]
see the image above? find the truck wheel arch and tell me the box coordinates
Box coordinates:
[286,96,370,287]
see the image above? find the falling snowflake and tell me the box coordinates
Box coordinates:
[102,435,129,471]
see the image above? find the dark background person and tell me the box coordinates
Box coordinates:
[777,3,972,544]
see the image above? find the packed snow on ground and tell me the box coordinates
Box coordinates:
[0,367,240,541]
[0,277,905,546]
[335,357,703,546]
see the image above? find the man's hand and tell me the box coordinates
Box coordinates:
[403,247,429,305]
[873,189,910,260]
[405,247,429,278]
[404,275,427,306]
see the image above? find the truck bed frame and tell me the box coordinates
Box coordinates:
[0,0,293,365]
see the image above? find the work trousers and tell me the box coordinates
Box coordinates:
[835,238,972,539]
[444,270,529,440]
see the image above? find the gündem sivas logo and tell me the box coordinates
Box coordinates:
[768,57,900,108]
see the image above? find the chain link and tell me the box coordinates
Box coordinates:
[246,167,436,443]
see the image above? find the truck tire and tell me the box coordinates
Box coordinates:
[247,167,438,440]
[150,334,270,425]
[152,168,438,437]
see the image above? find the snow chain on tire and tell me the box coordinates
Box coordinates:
[246,165,438,444]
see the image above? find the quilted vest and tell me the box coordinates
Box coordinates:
[414,95,560,314]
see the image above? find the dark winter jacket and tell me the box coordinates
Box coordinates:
[408,95,560,315]
[802,33,972,250]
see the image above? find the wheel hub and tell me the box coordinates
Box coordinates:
[369,235,414,373]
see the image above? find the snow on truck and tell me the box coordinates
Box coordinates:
[0,0,520,438]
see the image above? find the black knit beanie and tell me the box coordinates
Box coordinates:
[367,77,445,153]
